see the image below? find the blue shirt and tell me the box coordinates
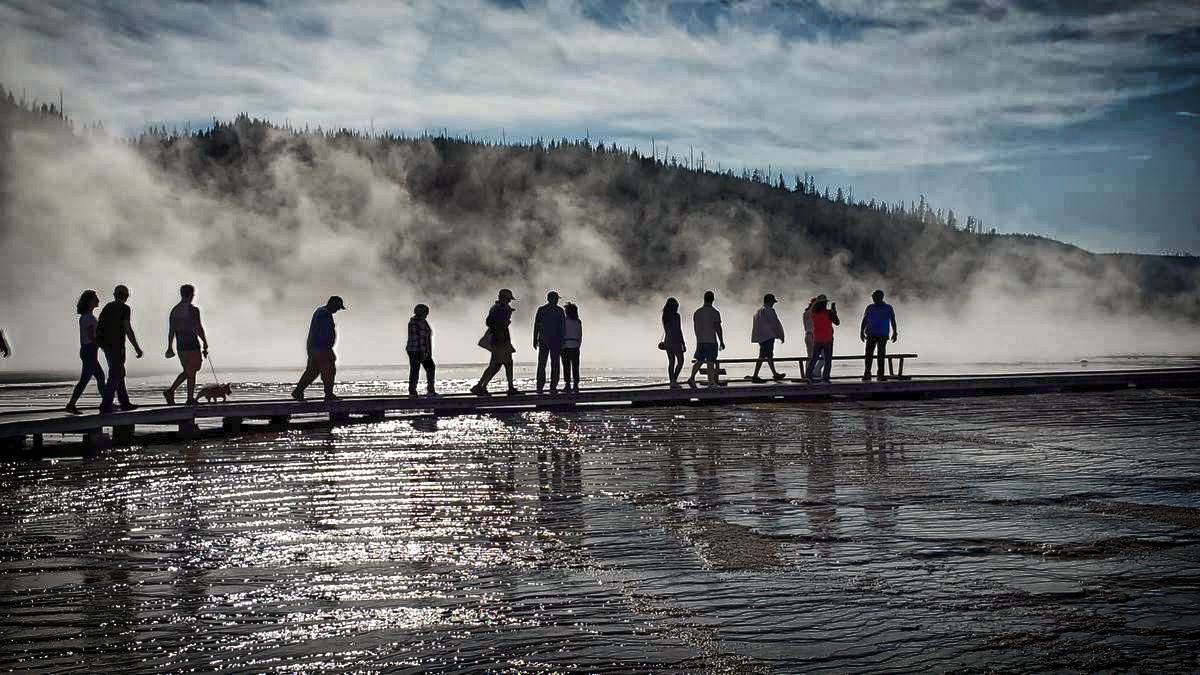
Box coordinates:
[307,306,336,351]
[863,302,895,337]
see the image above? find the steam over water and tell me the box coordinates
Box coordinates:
[2,370,1200,672]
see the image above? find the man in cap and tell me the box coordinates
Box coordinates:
[292,295,346,401]
[860,289,898,381]
[472,288,519,396]
[750,293,787,383]
[97,284,145,413]
[533,290,566,394]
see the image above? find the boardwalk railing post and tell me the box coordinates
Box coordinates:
[112,425,136,447]
[269,415,289,427]
[32,434,43,451]
[177,418,199,440]
[222,417,243,433]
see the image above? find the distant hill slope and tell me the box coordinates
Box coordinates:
[2,92,1197,320]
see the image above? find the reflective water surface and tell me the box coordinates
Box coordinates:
[3,385,1200,672]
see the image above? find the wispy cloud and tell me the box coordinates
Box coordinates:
[0,0,1198,172]
[1178,111,1200,117]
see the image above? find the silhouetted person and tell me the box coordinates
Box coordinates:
[860,289,899,381]
[292,295,346,402]
[751,293,787,382]
[406,303,436,397]
[686,290,725,387]
[472,289,518,396]
[97,284,144,413]
[560,302,582,392]
[533,291,565,393]
[0,326,9,358]
[802,296,816,359]
[661,297,686,387]
[163,284,209,405]
[807,295,839,384]
[65,290,106,414]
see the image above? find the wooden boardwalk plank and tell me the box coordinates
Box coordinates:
[1,367,1197,448]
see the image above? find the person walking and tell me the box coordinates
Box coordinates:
[471,289,518,396]
[292,295,347,402]
[65,290,106,414]
[686,290,725,387]
[560,302,582,392]
[163,284,209,406]
[406,303,437,396]
[806,295,840,384]
[533,291,565,394]
[661,297,686,387]
[750,293,787,383]
[96,284,144,413]
[802,297,816,359]
[860,289,899,381]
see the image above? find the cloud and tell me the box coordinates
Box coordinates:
[0,0,1198,175]
[1178,111,1200,117]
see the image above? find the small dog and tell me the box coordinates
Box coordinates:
[198,383,233,403]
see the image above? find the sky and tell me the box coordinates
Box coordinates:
[1,0,1199,254]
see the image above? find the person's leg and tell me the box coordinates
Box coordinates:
[536,346,549,392]
[864,338,877,379]
[821,343,833,382]
[875,337,887,379]
[549,347,561,391]
[318,351,337,398]
[89,348,106,398]
[503,353,515,390]
[295,354,319,394]
[185,360,198,403]
[666,352,677,383]
[571,349,580,389]
[807,346,821,383]
[166,371,187,397]
[408,351,420,394]
[422,356,436,393]
[673,352,684,381]
[100,349,117,410]
[108,350,131,407]
[477,351,502,389]
[68,351,90,408]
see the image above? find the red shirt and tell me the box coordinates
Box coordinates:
[812,309,834,343]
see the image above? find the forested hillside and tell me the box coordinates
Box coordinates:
[2,86,1197,321]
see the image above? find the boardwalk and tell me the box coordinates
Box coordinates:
[2,366,1198,453]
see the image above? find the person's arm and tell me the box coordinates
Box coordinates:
[165,316,176,358]
[830,304,840,326]
[532,307,542,349]
[125,320,144,358]
[715,318,725,350]
[85,320,97,344]
[195,307,209,355]
[860,309,869,342]
[772,309,785,342]
[891,308,899,343]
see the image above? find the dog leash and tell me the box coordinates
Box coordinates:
[206,351,222,385]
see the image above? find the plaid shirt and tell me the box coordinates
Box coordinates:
[406,316,432,355]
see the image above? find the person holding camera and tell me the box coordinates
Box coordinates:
[806,295,839,384]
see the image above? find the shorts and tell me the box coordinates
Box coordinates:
[694,342,719,361]
[179,350,202,372]
[177,334,201,352]
[758,339,775,358]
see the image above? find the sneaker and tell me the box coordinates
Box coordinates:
[291,389,305,402]
[773,373,787,380]
[506,387,520,396]
[751,376,767,384]
[862,375,872,382]
[408,390,419,398]
[119,403,139,411]
[185,398,199,406]
[324,393,341,401]
[98,406,114,415]
[426,390,439,397]
[878,375,889,382]
[821,379,832,384]
[65,405,82,415]
[162,389,175,406]
[686,379,697,388]
[470,384,490,396]
[549,388,558,395]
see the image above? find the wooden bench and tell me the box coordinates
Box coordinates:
[692,353,918,385]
